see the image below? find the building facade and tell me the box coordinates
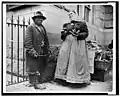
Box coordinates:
[6,4,113,46]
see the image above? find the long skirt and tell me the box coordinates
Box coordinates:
[54,35,90,83]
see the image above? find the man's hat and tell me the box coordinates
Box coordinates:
[32,11,46,20]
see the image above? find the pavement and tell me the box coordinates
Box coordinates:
[6,70,113,94]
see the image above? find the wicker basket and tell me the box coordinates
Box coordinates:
[94,60,112,71]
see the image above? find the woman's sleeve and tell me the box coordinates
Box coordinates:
[77,22,89,40]
[61,23,68,41]
[24,25,38,58]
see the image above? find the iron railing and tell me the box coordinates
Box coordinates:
[6,15,31,86]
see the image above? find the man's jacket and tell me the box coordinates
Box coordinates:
[24,23,49,58]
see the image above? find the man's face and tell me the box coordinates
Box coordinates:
[34,17,44,25]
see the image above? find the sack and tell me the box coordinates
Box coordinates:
[42,62,56,82]
[88,49,96,74]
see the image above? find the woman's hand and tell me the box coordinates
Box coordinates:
[69,30,78,37]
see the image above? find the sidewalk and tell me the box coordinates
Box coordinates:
[6,80,113,93]
[6,71,113,93]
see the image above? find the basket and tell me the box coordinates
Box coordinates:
[94,60,112,71]
[91,68,111,82]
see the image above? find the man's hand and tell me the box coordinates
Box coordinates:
[34,53,38,58]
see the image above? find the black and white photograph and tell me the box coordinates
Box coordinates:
[1,0,119,95]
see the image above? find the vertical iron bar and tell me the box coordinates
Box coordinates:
[17,16,19,82]
[25,25,28,81]
[28,18,30,25]
[92,5,95,25]
[11,15,13,84]
[77,5,79,16]
[23,17,25,81]
[84,6,86,20]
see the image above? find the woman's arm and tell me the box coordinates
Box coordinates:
[61,23,69,41]
[77,22,89,40]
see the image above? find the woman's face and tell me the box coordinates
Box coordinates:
[68,12,75,20]
[34,17,44,25]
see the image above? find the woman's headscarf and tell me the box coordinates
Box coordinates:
[68,10,83,22]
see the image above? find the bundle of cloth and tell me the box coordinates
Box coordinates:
[86,40,101,50]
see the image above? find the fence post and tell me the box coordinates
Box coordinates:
[23,17,25,81]
[17,16,20,82]
[11,15,13,84]
[28,18,30,25]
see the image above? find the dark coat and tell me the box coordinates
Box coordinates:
[24,23,49,74]
[61,21,89,40]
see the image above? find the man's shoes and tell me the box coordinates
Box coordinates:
[25,83,34,87]
[34,83,46,90]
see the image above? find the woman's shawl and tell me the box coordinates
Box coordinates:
[61,20,89,41]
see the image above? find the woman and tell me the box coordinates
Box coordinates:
[54,11,90,84]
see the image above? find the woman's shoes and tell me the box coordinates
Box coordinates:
[86,82,91,85]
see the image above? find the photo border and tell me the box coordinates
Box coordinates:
[1,1,119,95]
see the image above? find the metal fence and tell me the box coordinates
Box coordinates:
[6,15,31,86]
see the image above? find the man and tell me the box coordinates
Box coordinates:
[24,11,49,89]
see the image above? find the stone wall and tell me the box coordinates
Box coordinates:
[87,5,113,45]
